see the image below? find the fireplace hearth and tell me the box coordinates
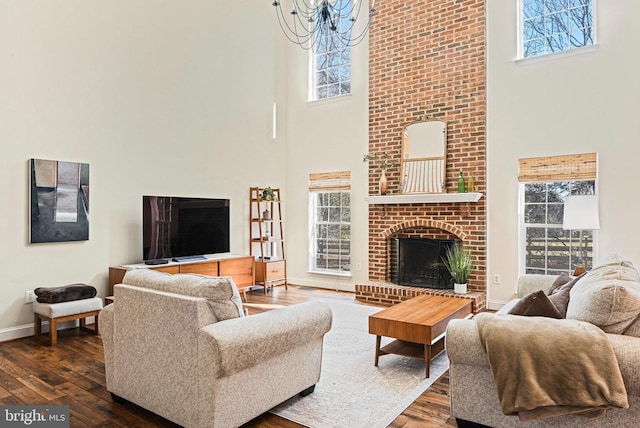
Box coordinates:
[390,238,455,289]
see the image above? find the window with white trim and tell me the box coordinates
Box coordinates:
[520,0,595,59]
[311,12,351,100]
[519,153,598,275]
[309,171,351,274]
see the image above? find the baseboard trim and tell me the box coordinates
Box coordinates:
[0,324,34,342]
[287,277,355,293]
[0,318,96,343]
[487,300,509,311]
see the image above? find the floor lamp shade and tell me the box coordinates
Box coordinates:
[563,195,600,275]
[562,195,600,231]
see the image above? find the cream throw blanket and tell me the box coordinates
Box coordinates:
[475,313,628,421]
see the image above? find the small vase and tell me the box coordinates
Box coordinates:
[454,283,467,294]
[379,170,388,195]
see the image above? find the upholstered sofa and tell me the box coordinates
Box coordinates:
[100,269,332,428]
[446,254,640,427]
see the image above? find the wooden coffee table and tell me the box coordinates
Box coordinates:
[368,295,472,377]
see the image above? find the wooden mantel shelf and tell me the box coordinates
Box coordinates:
[364,192,483,205]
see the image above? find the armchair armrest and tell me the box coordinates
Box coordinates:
[198,301,332,378]
[445,318,489,368]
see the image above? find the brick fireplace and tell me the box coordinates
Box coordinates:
[355,0,486,312]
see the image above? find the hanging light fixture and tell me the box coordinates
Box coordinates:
[272,0,377,52]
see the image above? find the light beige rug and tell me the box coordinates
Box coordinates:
[271,299,449,428]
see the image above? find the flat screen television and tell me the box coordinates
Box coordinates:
[142,196,230,262]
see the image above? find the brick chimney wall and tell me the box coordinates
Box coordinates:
[367,0,486,294]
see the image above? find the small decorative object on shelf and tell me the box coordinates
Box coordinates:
[379,170,388,195]
[363,152,396,195]
[457,170,466,193]
[259,187,277,201]
[262,209,271,220]
[442,242,474,294]
[467,173,475,193]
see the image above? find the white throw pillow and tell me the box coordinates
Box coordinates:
[566,254,640,336]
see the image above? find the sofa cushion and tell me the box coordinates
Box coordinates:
[566,254,640,336]
[508,290,562,319]
[122,269,244,322]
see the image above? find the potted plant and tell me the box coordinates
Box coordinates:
[442,242,474,294]
[259,187,276,201]
[362,152,396,195]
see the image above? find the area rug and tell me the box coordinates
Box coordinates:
[270,299,449,428]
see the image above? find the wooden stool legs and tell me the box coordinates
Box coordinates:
[34,310,100,346]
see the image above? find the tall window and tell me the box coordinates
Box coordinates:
[309,172,351,274]
[519,153,598,275]
[520,0,595,59]
[311,11,351,100]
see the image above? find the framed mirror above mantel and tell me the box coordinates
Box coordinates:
[401,118,447,194]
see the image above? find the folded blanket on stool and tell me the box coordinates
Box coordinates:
[34,284,97,304]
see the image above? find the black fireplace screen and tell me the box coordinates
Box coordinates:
[390,238,455,289]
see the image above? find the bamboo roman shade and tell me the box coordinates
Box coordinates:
[518,153,597,183]
[309,171,351,192]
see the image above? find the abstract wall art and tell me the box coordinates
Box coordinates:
[29,159,90,243]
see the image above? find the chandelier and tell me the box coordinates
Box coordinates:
[272,0,377,52]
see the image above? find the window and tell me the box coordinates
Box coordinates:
[520,0,594,59]
[519,153,598,275]
[309,172,351,274]
[311,10,351,100]
[522,180,596,275]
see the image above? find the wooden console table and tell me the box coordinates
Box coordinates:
[108,254,255,300]
[368,295,472,377]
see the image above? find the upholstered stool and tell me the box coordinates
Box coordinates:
[33,297,103,345]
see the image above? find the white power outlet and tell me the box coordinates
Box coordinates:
[493,274,501,284]
[356,263,362,271]
[25,290,37,303]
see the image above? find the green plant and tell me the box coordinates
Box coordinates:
[362,152,396,170]
[259,187,276,201]
[442,242,474,284]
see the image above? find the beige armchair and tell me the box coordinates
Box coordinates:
[100,269,332,428]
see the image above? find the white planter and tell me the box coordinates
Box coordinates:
[454,283,468,294]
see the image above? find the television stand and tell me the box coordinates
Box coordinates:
[108,254,256,300]
[172,255,207,262]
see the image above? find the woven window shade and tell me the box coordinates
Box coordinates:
[309,171,351,192]
[518,153,597,183]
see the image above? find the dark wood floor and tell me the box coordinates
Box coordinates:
[0,285,459,427]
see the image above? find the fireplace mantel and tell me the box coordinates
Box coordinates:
[364,192,483,205]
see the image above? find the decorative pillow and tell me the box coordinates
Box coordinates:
[122,269,245,322]
[547,272,573,295]
[508,290,562,319]
[566,254,640,334]
[547,273,584,318]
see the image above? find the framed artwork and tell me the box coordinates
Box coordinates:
[29,159,90,243]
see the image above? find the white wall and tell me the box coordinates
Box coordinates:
[282,30,370,291]
[0,1,286,334]
[486,1,640,307]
